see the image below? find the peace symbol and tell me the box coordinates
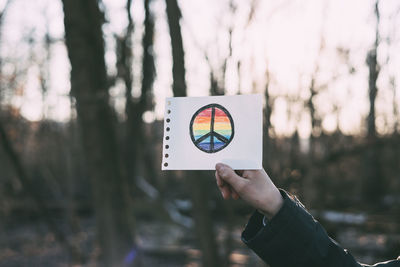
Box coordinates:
[190,104,234,153]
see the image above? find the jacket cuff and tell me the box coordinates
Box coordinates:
[241,190,331,266]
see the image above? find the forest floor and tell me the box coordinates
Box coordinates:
[0,213,398,267]
[0,215,262,267]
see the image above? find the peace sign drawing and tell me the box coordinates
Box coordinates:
[190,104,234,153]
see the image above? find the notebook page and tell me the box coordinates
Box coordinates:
[162,94,262,170]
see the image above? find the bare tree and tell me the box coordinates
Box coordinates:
[0,0,12,101]
[366,1,380,138]
[0,4,83,259]
[187,1,237,97]
[137,0,157,185]
[165,0,186,97]
[363,0,384,206]
[61,0,136,265]
[391,77,398,133]
[118,0,156,190]
[165,1,221,266]
[385,7,399,134]
[301,20,326,207]
[263,67,273,154]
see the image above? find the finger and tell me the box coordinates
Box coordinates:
[221,185,231,199]
[225,184,240,200]
[216,171,231,199]
[231,170,243,199]
[216,163,246,191]
[241,169,257,179]
[231,188,240,200]
[215,171,225,187]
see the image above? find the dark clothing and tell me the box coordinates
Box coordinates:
[241,190,400,267]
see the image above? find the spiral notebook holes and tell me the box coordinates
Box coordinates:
[164,105,172,168]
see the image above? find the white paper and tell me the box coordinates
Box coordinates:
[161,94,263,170]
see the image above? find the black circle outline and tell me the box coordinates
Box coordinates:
[189,103,235,153]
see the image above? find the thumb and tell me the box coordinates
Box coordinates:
[216,163,246,191]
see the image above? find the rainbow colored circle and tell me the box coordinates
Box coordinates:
[190,104,234,153]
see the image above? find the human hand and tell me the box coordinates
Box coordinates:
[215,163,284,220]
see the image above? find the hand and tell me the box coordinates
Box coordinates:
[215,163,284,220]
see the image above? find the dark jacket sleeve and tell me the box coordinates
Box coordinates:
[241,190,400,267]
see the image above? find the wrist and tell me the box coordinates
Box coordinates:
[258,188,284,220]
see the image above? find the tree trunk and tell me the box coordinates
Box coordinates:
[165,0,186,97]
[116,0,136,193]
[165,1,221,266]
[189,172,222,267]
[120,0,155,191]
[61,1,135,265]
[263,69,272,165]
[302,34,325,207]
[366,2,380,139]
[390,76,398,134]
[136,0,156,183]
[363,1,383,206]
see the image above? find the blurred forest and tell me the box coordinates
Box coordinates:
[0,0,400,266]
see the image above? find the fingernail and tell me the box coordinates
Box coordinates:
[221,191,225,198]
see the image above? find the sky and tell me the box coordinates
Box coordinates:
[0,0,399,138]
